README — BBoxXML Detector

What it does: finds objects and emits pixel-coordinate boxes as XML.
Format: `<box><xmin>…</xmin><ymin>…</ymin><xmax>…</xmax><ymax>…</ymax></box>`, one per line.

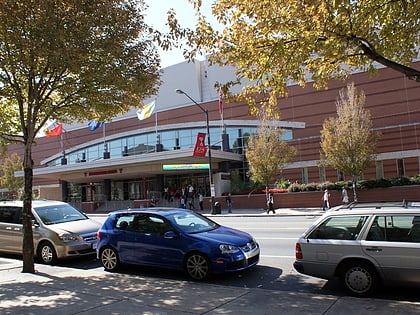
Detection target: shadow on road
<box><xmin>6</xmin><ymin>254</ymin><xmax>420</xmax><ymax>303</ymax></box>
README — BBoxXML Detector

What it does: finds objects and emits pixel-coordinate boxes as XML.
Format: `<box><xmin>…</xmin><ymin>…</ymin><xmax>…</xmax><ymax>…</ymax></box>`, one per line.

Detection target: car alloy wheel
<box><xmin>37</xmin><ymin>241</ymin><xmax>57</xmax><ymax>265</ymax></box>
<box><xmin>342</xmin><ymin>261</ymin><xmax>378</xmax><ymax>297</ymax></box>
<box><xmin>100</xmin><ymin>247</ymin><xmax>120</xmax><ymax>272</ymax></box>
<box><xmin>185</xmin><ymin>253</ymin><xmax>210</xmax><ymax>280</ymax></box>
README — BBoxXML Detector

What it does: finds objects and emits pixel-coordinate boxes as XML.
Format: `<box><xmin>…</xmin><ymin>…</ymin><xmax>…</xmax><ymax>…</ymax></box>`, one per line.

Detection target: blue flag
<box><xmin>88</xmin><ymin>121</ymin><xmax>104</xmax><ymax>131</ymax></box>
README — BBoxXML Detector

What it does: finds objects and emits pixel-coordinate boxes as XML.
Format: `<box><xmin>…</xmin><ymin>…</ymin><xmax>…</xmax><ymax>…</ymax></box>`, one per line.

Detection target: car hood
<box><xmin>193</xmin><ymin>226</ymin><xmax>253</xmax><ymax>245</ymax></box>
<box><xmin>46</xmin><ymin>219</ymin><xmax>101</xmax><ymax>235</ymax></box>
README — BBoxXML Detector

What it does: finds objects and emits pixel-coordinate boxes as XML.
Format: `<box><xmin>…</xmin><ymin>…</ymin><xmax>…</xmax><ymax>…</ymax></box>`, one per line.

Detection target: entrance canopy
<box><xmin>29</xmin><ymin>149</ymin><xmax>242</xmax><ymax>183</ymax></box>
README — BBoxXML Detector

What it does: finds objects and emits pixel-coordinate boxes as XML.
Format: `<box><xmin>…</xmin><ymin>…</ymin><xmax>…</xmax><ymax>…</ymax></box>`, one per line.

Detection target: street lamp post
<box><xmin>175</xmin><ymin>89</ymin><xmax>216</xmax><ymax>213</ymax></box>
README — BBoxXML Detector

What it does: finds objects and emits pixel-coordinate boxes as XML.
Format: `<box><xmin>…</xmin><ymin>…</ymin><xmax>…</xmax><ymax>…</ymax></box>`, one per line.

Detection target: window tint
<box><xmin>115</xmin><ymin>215</ymin><xmax>135</xmax><ymax>230</ymax></box>
<box><xmin>309</xmin><ymin>216</ymin><xmax>368</xmax><ymax>240</ymax></box>
<box><xmin>0</xmin><ymin>206</ymin><xmax>21</xmax><ymax>224</ymax></box>
<box><xmin>367</xmin><ymin>215</ymin><xmax>420</xmax><ymax>242</ymax></box>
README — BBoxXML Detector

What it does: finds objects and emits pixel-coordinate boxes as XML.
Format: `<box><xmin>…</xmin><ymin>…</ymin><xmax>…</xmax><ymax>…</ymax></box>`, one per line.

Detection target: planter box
<box><xmin>205</xmin><ymin>186</ymin><xmax>420</xmax><ymax>210</ymax></box>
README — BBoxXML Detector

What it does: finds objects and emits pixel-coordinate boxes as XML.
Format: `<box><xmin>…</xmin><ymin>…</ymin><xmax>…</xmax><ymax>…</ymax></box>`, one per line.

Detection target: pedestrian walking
<box><xmin>198</xmin><ymin>192</ymin><xmax>204</xmax><ymax>210</ymax></box>
<box><xmin>267</xmin><ymin>193</ymin><xmax>276</xmax><ymax>214</ymax></box>
<box><xmin>341</xmin><ymin>187</ymin><xmax>349</xmax><ymax>205</ymax></box>
<box><xmin>322</xmin><ymin>189</ymin><xmax>330</xmax><ymax>210</ymax></box>
<box><xmin>226</xmin><ymin>193</ymin><xmax>232</xmax><ymax>213</ymax></box>
<box><xmin>188</xmin><ymin>196</ymin><xmax>195</xmax><ymax>210</ymax></box>
<box><xmin>179</xmin><ymin>195</ymin><xmax>186</xmax><ymax>209</ymax></box>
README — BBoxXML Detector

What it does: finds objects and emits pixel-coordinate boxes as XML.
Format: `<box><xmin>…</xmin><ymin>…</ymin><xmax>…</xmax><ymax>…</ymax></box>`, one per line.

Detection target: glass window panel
<box><xmin>86</xmin><ymin>144</ymin><xmax>101</xmax><ymax>161</ymax></box>
<box><xmin>309</xmin><ymin>216</ymin><xmax>368</xmax><ymax>240</ymax></box>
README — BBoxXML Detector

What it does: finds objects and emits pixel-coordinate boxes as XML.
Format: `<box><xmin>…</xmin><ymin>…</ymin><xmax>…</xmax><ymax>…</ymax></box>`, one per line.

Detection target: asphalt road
<box><xmin>59</xmin><ymin>214</ymin><xmax>420</xmax><ymax>303</ymax></box>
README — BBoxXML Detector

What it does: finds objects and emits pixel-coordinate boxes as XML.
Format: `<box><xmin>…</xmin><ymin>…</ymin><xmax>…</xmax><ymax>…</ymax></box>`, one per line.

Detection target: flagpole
<box><xmin>103</xmin><ymin>122</ymin><xmax>109</xmax><ymax>159</ymax></box>
<box><xmin>154</xmin><ymin>98</ymin><xmax>160</xmax><ymax>152</ymax></box>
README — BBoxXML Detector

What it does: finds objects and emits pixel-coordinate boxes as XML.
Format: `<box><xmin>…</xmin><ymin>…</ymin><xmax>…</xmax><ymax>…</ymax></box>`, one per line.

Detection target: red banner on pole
<box><xmin>193</xmin><ymin>132</ymin><xmax>207</xmax><ymax>157</ymax></box>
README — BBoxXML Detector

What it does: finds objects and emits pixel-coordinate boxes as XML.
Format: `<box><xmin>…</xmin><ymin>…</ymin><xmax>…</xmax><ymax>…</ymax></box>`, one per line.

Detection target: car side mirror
<box><xmin>32</xmin><ymin>219</ymin><xmax>39</xmax><ymax>227</ymax></box>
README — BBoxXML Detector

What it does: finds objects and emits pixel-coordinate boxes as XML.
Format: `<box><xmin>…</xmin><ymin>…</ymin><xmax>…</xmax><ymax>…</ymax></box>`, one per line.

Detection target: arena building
<box><xmin>7</xmin><ymin>57</ymin><xmax>420</xmax><ymax>211</ymax></box>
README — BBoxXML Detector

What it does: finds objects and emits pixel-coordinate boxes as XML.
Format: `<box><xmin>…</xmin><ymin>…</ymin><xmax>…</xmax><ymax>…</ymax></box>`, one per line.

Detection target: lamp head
<box><xmin>175</xmin><ymin>89</ymin><xmax>184</xmax><ymax>95</ymax></box>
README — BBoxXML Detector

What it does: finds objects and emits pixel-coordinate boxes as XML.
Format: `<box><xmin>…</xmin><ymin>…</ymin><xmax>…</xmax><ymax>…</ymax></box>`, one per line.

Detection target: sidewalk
<box><xmin>1</xmin><ymin>258</ymin><xmax>420</xmax><ymax>315</ymax></box>
<box><xmin>205</xmin><ymin>207</ymin><xmax>323</xmax><ymax>217</ymax></box>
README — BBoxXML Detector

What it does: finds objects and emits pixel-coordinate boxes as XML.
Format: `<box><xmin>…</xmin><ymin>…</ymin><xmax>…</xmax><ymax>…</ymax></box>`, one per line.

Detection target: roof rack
<box><xmin>345</xmin><ymin>200</ymin><xmax>420</xmax><ymax>209</ymax></box>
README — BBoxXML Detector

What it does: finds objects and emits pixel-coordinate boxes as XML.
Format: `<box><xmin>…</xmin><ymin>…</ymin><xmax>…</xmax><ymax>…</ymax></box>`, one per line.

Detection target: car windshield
<box><xmin>34</xmin><ymin>204</ymin><xmax>88</xmax><ymax>225</ymax></box>
<box><xmin>168</xmin><ymin>211</ymin><xmax>219</xmax><ymax>234</ymax></box>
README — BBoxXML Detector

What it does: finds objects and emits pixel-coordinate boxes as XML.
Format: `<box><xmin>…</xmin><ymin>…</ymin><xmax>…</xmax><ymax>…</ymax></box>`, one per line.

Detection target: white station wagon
<box><xmin>294</xmin><ymin>204</ymin><xmax>420</xmax><ymax>297</ymax></box>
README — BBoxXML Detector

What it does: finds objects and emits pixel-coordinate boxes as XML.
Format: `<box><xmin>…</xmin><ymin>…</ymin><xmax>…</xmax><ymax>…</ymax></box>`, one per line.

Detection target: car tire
<box><xmin>37</xmin><ymin>241</ymin><xmax>57</xmax><ymax>265</ymax></box>
<box><xmin>340</xmin><ymin>261</ymin><xmax>379</xmax><ymax>297</ymax></box>
<box><xmin>185</xmin><ymin>252</ymin><xmax>211</xmax><ymax>280</ymax></box>
<box><xmin>100</xmin><ymin>246</ymin><xmax>120</xmax><ymax>272</ymax></box>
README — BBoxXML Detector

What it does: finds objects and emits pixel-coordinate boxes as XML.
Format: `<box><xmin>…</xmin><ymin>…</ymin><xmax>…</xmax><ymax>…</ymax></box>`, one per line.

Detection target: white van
<box><xmin>0</xmin><ymin>200</ymin><xmax>101</xmax><ymax>264</ymax></box>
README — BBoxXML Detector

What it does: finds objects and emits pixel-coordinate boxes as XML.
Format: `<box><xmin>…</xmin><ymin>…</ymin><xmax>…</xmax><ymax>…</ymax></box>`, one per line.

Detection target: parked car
<box><xmin>97</xmin><ymin>208</ymin><xmax>260</xmax><ymax>280</ymax></box>
<box><xmin>0</xmin><ymin>200</ymin><xmax>100</xmax><ymax>264</ymax></box>
<box><xmin>294</xmin><ymin>206</ymin><xmax>420</xmax><ymax>297</ymax></box>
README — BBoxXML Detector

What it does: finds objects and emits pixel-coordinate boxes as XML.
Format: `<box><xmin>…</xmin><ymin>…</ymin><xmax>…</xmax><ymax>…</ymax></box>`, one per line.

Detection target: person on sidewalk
<box><xmin>226</xmin><ymin>193</ymin><xmax>233</xmax><ymax>213</ymax></box>
<box><xmin>267</xmin><ymin>193</ymin><xmax>276</xmax><ymax>214</ymax></box>
<box><xmin>198</xmin><ymin>192</ymin><xmax>204</xmax><ymax>210</ymax></box>
<box><xmin>341</xmin><ymin>187</ymin><xmax>349</xmax><ymax>205</ymax></box>
<box><xmin>322</xmin><ymin>189</ymin><xmax>330</xmax><ymax>210</ymax></box>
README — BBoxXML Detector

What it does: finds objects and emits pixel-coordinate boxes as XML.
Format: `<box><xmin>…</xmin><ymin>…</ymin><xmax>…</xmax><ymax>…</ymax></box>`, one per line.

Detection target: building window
<box><xmin>319</xmin><ymin>167</ymin><xmax>326</xmax><ymax>183</ymax></box>
<box><xmin>302</xmin><ymin>167</ymin><xmax>308</xmax><ymax>184</ymax></box>
<box><xmin>337</xmin><ymin>170</ymin><xmax>344</xmax><ymax>181</ymax></box>
<box><xmin>397</xmin><ymin>159</ymin><xmax>405</xmax><ymax>177</ymax></box>
<box><xmin>376</xmin><ymin>161</ymin><xmax>384</xmax><ymax>179</ymax></box>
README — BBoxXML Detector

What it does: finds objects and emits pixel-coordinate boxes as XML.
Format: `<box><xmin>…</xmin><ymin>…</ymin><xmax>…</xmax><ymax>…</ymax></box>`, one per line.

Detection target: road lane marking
<box><xmin>256</xmin><ymin>237</ymin><xmax>298</xmax><ymax>240</ymax></box>
<box><xmin>261</xmin><ymin>255</ymin><xmax>295</xmax><ymax>258</ymax></box>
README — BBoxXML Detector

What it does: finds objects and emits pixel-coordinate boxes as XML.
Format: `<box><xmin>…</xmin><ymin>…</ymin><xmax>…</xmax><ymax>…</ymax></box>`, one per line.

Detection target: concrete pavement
<box><xmin>1</xmin><ymin>257</ymin><xmax>420</xmax><ymax>315</ymax></box>
<box><xmin>1</xmin><ymin>208</ymin><xmax>420</xmax><ymax>314</ymax></box>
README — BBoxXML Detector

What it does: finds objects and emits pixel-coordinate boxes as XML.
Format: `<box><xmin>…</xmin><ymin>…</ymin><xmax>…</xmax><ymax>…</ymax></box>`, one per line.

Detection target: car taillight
<box><xmin>96</xmin><ymin>230</ymin><xmax>101</xmax><ymax>240</ymax></box>
<box><xmin>295</xmin><ymin>243</ymin><xmax>303</xmax><ymax>259</ymax></box>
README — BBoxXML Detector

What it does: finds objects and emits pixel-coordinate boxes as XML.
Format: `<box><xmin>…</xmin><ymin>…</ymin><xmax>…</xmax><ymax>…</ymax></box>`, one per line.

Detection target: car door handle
<box><xmin>365</xmin><ymin>247</ymin><xmax>382</xmax><ymax>252</ymax></box>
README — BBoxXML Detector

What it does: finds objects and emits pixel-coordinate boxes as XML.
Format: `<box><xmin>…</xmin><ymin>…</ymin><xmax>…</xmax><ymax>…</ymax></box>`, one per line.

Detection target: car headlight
<box><xmin>220</xmin><ymin>244</ymin><xmax>240</xmax><ymax>254</ymax></box>
<box><xmin>58</xmin><ymin>233</ymin><xmax>81</xmax><ymax>242</ymax></box>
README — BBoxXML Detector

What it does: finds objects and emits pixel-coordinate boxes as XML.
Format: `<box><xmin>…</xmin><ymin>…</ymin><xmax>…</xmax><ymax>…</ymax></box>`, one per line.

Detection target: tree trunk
<box><xmin>352</xmin><ymin>175</ymin><xmax>358</xmax><ymax>202</ymax></box>
<box><xmin>22</xmin><ymin>143</ymin><xmax>35</xmax><ymax>273</ymax></box>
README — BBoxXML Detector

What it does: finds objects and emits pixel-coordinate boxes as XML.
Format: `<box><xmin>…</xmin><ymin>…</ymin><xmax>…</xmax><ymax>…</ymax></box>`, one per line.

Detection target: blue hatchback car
<box><xmin>97</xmin><ymin>208</ymin><xmax>260</xmax><ymax>280</ymax></box>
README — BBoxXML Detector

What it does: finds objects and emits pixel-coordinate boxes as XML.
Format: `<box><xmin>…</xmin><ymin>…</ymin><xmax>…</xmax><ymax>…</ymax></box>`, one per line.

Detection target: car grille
<box><xmin>240</xmin><ymin>240</ymin><xmax>258</xmax><ymax>253</ymax></box>
<box><xmin>225</xmin><ymin>241</ymin><xmax>260</xmax><ymax>271</ymax></box>
<box><xmin>226</xmin><ymin>254</ymin><xmax>260</xmax><ymax>270</ymax></box>
<box><xmin>81</xmin><ymin>232</ymin><xmax>97</xmax><ymax>243</ymax></box>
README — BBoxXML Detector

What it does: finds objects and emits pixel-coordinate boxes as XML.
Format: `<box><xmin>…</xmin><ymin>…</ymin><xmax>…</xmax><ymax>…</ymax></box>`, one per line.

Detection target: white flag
<box><xmin>137</xmin><ymin>100</ymin><xmax>156</xmax><ymax>121</ymax></box>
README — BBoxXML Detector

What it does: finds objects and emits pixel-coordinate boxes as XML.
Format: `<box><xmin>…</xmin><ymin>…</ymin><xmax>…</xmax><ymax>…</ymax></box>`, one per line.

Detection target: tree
<box><xmin>0</xmin><ymin>153</ymin><xmax>24</xmax><ymax>197</ymax></box>
<box><xmin>246</xmin><ymin>115</ymin><xmax>297</xmax><ymax>205</ymax></box>
<box><xmin>162</xmin><ymin>0</ymin><xmax>420</xmax><ymax>111</ymax></box>
<box><xmin>320</xmin><ymin>82</ymin><xmax>380</xmax><ymax>201</ymax></box>
<box><xmin>0</xmin><ymin>0</ymin><xmax>160</xmax><ymax>273</ymax></box>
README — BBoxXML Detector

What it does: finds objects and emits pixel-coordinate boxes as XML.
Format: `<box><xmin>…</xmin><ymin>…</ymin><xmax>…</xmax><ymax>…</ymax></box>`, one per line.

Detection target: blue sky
<box><xmin>144</xmin><ymin>0</ymin><xmax>215</xmax><ymax>68</ymax></box>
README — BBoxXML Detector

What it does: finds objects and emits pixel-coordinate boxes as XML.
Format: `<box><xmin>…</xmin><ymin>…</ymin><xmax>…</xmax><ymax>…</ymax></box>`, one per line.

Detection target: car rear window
<box><xmin>0</xmin><ymin>206</ymin><xmax>21</xmax><ymax>224</ymax></box>
<box><xmin>308</xmin><ymin>215</ymin><xmax>369</xmax><ymax>240</ymax></box>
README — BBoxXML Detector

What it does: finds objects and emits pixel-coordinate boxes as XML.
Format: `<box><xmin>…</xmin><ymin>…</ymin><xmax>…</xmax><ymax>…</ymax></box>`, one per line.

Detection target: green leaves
<box><xmin>0</xmin><ymin>0</ymin><xmax>160</xmax><ymax>141</ymax></box>
<box><xmin>246</xmin><ymin>112</ymin><xmax>297</xmax><ymax>187</ymax></box>
<box><xmin>168</xmin><ymin>0</ymin><xmax>420</xmax><ymax>110</ymax></box>
<box><xmin>320</xmin><ymin>82</ymin><xmax>380</xmax><ymax>177</ymax></box>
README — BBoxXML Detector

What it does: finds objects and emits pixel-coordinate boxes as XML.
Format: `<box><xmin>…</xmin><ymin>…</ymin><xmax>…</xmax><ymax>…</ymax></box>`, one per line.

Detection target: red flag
<box><xmin>193</xmin><ymin>132</ymin><xmax>207</xmax><ymax>157</ymax></box>
<box><xmin>45</xmin><ymin>124</ymin><xmax>63</xmax><ymax>137</ymax></box>
<box><xmin>218</xmin><ymin>88</ymin><xmax>223</xmax><ymax>114</ymax></box>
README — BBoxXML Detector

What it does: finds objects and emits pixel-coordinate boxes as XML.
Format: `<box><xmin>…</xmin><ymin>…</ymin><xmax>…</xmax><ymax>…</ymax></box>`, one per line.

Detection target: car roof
<box><xmin>324</xmin><ymin>207</ymin><xmax>420</xmax><ymax>217</ymax></box>
<box><xmin>0</xmin><ymin>199</ymin><xmax>68</xmax><ymax>208</ymax></box>
<box><xmin>108</xmin><ymin>207</ymin><xmax>190</xmax><ymax>217</ymax></box>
